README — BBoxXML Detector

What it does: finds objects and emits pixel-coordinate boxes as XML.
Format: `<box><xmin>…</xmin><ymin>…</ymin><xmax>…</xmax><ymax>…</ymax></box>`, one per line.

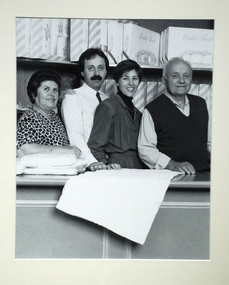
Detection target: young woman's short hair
<box><xmin>113</xmin><ymin>59</ymin><xmax>143</xmax><ymax>83</ymax></box>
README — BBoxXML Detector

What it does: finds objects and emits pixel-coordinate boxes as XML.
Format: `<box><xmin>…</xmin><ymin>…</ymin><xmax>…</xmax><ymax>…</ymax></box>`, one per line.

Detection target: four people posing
<box><xmin>17</xmin><ymin>49</ymin><xmax>211</xmax><ymax>174</ymax></box>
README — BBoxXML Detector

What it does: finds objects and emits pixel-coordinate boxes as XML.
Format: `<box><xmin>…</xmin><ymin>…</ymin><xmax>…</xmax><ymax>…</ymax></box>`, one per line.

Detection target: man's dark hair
<box><xmin>78</xmin><ymin>48</ymin><xmax>109</xmax><ymax>80</ymax></box>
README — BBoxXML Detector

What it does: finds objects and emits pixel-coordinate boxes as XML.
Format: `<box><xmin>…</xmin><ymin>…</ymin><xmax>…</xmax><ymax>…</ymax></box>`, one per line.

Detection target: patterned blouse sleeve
<box><xmin>16</xmin><ymin>112</ymin><xmax>39</xmax><ymax>149</ymax></box>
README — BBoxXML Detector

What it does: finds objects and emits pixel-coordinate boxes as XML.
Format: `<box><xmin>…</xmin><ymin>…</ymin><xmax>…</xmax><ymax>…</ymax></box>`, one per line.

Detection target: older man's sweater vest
<box><xmin>145</xmin><ymin>94</ymin><xmax>209</xmax><ymax>171</ymax></box>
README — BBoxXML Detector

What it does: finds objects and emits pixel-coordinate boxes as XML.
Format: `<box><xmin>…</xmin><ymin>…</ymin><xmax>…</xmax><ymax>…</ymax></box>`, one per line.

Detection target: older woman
<box><xmin>88</xmin><ymin>59</ymin><xmax>147</xmax><ymax>169</ymax></box>
<box><xmin>17</xmin><ymin>69</ymin><xmax>81</xmax><ymax>158</ymax></box>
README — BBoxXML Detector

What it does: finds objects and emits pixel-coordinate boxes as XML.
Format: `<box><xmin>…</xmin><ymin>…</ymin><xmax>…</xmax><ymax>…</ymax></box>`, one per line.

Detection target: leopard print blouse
<box><xmin>17</xmin><ymin>106</ymin><xmax>69</xmax><ymax>149</ymax></box>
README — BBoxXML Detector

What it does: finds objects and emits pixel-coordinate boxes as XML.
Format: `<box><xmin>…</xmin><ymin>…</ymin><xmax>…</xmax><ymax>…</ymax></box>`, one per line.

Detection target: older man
<box><xmin>61</xmin><ymin>48</ymin><xmax>109</xmax><ymax>171</ymax></box>
<box><xmin>138</xmin><ymin>57</ymin><xmax>211</xmax><ymax>174</ymax></box>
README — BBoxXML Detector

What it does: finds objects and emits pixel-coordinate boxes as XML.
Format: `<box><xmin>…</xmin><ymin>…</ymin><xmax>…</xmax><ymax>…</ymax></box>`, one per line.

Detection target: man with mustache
<box><xmin>138</xmin><ymin>57</ymin><xmax>211</xmax><ymax>174</ymax></box>
<box><xmin>61</xmin><ymin>48</ymin><xmax>109</xmax><ymax>171</ymax></box>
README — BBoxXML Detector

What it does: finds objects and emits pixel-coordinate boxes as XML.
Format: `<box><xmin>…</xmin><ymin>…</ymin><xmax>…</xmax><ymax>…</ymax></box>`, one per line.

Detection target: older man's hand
<box><xmin>166</xmin><ymin>159</ymin><xmax>195</xmax><ymax>174</ymax></box>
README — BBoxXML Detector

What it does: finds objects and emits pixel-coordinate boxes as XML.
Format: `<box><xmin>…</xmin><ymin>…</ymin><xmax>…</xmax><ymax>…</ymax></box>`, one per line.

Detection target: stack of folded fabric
<box><xmin>16</xmin><ymin>153</ymin><xmax>88</xmax><ymax>175</ymax></box>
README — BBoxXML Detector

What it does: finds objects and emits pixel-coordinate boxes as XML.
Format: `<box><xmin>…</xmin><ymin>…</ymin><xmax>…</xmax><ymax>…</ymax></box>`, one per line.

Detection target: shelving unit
<box><xmin>16</xmin><ymin>19</ymin><xmax>214</xmax><ymax>108</ymax></box>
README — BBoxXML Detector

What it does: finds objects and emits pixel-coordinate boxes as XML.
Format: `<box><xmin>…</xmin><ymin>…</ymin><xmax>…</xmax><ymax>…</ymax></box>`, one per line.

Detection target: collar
<box><xmin>82</xmin><ymin>82</ymin><xmax>104</xmax><ymax>97</ymax></box>
<box><xmin>114</xmin><ymin>93</ymin><xmax>136</xmax><ymax>110</ymax></box>
<box><xmin>164</xmin><ymin>91</ymin><xmax>189</xmax><ymax>108</ymax></box>
<box><xmin>31</xmin><ymin>104</ymin><xmax>56</xmax><ymax>118</ymax></box>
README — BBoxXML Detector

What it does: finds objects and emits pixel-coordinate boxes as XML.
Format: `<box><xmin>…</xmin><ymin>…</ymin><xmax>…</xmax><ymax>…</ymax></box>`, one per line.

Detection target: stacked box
<box><xmin>51</xmin><ymin>18</ymin><xmax>63</xmax><ymax>37</ymax></box>
<box><xmin>199</xmin><ymin>84</ymin><xmax>212</xmax><ymax>146</ymax></box>
<box><xmin>88</xmin><ymin>19</ymin><xmax>108</xmax><ymax>56</ymax></box>
<box><xmin>105</xmin><ymin>79</ymin><xmax>117</xmax><ymax>97</ymax></box>
<box><xmin>133</xmin><ymin>82</ymin><xmax>147</xmax><ymax>112</ymax></box>
<box><xmin>161</xmin><ymin>29</ymin><xmax>167</xmax><ymax>65</ymax></box>
<box><xmin>164</xmin><ymin>27</ymin><xmax>214</xmax><ymax>68</ymax></box>
<box><xmin>157</xmin><ymin>82</ymin><xmax>166</xmax><ymax>96</ymax></box>
<box><xmin>30</xmin><ymin>18</ymin><xmax>52</xmax><ymax>59</ymax></box>
<box><xmin>100</xmin><ymin>81</ymin><xmax>106</xmax><ymax>94</ymax></box>
<box><xmin>50</xmin><ymin>18</ymin><xmax>63</xmax><ymax>58</ymax></box>
<box><xmin>123</xmin><ymin>23</ymin><xmax>160</xmax><ymax>67</ymax></box>
<box><xmin>57</xmin><ymin>36</ymin><xmax>70</xmax><ymax>60</ymax></box>
<box><xmin>146</xmin><ymin>81</ymin><xmax>158</xmax><ymax>104</ymax></box>
<box><xmin>107</xmin><ymin>20</ymin><xmax>124</xmax><ymax>64</ymax></box>
<box><xmin>100</xmin><ymin>79</ymin><xmax>117</xmax><ymax>97</ymax></box>
<box><xmin>58</xmin><ymin>19</ymin><xmax>70</xmax><ymax>60</ymax></box>
<box><xmin>63</xmin><ymin>18</ymin><xmax>70</xmax><ymax>38</ymax></box>
<box><xmin>199</xmin><ymin>84</ymin><xmax>212</xmax><ymax>114</ymax></box>
<box><xmin>56</xmin><ymin>19</ymin><xmax>70</xmax><ymax>60</ymax></box>
<box><xmin>16</xmin><ymin>18</ymin><xmax>30</xmax><ymax>58</ymax></box>
<box><xmin>159</xmin><ymin>30</ymin><xmax>164</xmax><ymax>66</ymax></box>
<box><xmin>189</xmin><ymin>84</ymin><xmax>199</xmax><ymax>96</ymax></box>
<box><xmin>70</xmin><ymin>19</ymin><xmax>88</xmax><ymax>61</ymax></box>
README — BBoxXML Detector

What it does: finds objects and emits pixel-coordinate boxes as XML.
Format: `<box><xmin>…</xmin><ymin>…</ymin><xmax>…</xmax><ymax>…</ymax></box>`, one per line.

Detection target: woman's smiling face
<box><xmin>117</xmin><ymin>69</ymin><xmax>140</xmax><ymax>97</ymax></box>
<box><xmin>34</xmin><ymin>80</ymin><xmax>59</xmax><ymax>113</ymax></box>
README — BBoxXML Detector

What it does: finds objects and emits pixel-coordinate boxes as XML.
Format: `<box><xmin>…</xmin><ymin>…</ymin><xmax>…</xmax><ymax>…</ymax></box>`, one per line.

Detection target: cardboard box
<box><xmin>146</xmin><ymin>81</ymin><xmax>159</xmax><ymax>104</ymax></box>
<box><xmin>165</xmin><ymin>27</ymin><xmax>214</xmax><ymax>68</ymax></box>
<box><xmin>107</xmin><ymin>20</ymin><xmax>124</xmax><ymax>64</ymax></box>
<box><xmin>30</xmin><ymin>18</ymin><xmax>51</xmax><ymax>59</ymax></box>
<box><xmin>101</xmin><ymin>79</ymin><xmax>117</xmax><ymax>97</ymax></box>
<box><xmin>51</xmin><ymin>18</ymin><xmax>63</xmax><ymax>37</ymax></box>
<box><xmin>199</xmin><ymin>84</ymin><xmax>212</xmax><ymax>114</ymax></box>
<box><xmin>50</xmin><ymin>19</ymin><xmax>63</xmax><ymax>58</ymax></box>
<box><xmin>189</xmin><ymin>84</ymin><xmax>199</xmax><ymax>96</ymax></box>
<box><xmin>16</xmin><ymin>18</ymin><xmax>30</xmax><ymax>58</ymax></box>
<box><xmin>63</xmin><ymin>19</ymin><xmax>70</xmax><ymax>38</ymax></box>
<box><xmin>162</xmin><ymin>28</ymin><xmax>168</xmax><ymax>65</ymax></box>
<box><xmin>159</xmin><ymin>30</ymin><xmax>164</xmax><ymax>66</ymax></box>
<box><xmin>88</xmin><ymin>19</ymin><xmax>108</xmax><ymax>56</ymax></box>
<box><xmin>70</xmin><ymin>19</ymin><xmax>88</xmax><ymax>61</ymax></box>
<box><xmin>133</xmin><ymin>82</ymin><xmax>147</xmax><ymax>112</ymax></box>
<box><xmin>123</xmin><ymin>23</ymin><xmax>160</xmax><ymax>67</ymax></box>
<box><xmin>157</xmin><ymin>82</ymin><xmax>166</xmax><ymax>96</ymax></box>
<box><xmin>57</xmin><ymin>37</ymin><xmax>70</xmax><ymax>59</ymax></box>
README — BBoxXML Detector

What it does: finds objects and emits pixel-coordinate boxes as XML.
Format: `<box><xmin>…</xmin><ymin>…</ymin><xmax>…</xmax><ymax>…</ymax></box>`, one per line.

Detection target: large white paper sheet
<box><xmin>56</xmin><ymin>169</ymin><xmax>179</xmax><ymax>244</ymax></box>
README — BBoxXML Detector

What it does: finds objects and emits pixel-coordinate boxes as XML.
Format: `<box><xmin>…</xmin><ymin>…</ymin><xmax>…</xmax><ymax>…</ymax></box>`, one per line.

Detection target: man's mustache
<box><xmin>91</xmin><ymin>75</ymin><xmax>102</xmax><ymax>81</ymax></box>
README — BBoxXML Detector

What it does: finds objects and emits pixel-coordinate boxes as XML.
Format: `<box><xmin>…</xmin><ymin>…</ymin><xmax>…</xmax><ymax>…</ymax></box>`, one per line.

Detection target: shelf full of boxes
<box><xmin>16</xmin><ymin>18</ymin><xmax>214</xmax><ymax>114</ymax></box>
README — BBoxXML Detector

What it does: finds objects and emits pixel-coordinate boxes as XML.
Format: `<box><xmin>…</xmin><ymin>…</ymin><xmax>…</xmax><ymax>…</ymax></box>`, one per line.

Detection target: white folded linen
<box><xmin>20</xmin><ymin>153</ymin><xmax>79</xmax><ymax>168</ymax></box>
<box><xmin>18</xmin><ymin>153</ymin><xmax>88</xmax><ymax>175</ymax></box>
<box><xmin>23</xmin><ymin>166</ymin><xmax>79</xmax><ymax>175</ymax></box>
<box><xmin>16</xmin><ymin>158</ymin><xmax>26</xmax><ymax>175</ymax></box>
<box><xmin>56</xmin><ymin>169</ymin><xmax>179</xmax><ymax>244</ymax></box>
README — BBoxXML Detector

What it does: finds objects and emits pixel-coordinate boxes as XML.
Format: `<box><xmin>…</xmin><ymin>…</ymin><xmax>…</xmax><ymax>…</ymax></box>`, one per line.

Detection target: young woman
<box><xmin>88</xmin><ymin>60</ymin><xmax>147</xmax><ymax>169</ymax></box>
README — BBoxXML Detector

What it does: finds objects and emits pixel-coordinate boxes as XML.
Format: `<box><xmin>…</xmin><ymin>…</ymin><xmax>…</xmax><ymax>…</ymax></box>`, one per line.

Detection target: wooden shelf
<box><xmin>17</xmin><ymin>57</ymin><xmax>213</xmax><ymax>72</ymax></box>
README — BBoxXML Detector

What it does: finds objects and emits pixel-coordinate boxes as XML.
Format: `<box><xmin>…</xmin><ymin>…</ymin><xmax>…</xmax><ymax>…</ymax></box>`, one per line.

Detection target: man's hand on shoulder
<box><xmin>166</xmin><ymin>159</ymin><xmax>195</xmax><ymax>174</ymax></box>
<box><xmin>58</xmin><ymin>89</ymin><xmax>76</xmax><ymax>103</ymax></box>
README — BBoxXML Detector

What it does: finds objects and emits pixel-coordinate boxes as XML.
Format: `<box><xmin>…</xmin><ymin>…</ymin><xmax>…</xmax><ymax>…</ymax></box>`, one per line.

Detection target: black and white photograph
<box><xmin>1</xmin><ymin>0</ymin><xmax>229</xmax><ymax>284</ymax></box>
<box><xmin>16</xmin><ymin>18</ymin><xmax>213</xmax><ymax>260</ymax></box>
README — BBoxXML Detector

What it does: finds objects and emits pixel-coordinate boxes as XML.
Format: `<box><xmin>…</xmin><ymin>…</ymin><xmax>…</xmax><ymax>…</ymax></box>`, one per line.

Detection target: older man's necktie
<box><xmin>96</xmin><ymin>92</ymin><xmax>102</xmax><ymax>103</ymax></box>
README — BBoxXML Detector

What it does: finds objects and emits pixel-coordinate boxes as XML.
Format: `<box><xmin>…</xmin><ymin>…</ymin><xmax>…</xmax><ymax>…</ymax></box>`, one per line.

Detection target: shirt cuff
<box><xmin>81</xmin><ymin>149</ymin><xmax>97</xmax><ymax>166</ymax></box>
<box><xmin>155</xmin><ymin>153</ymin><xmax>171</xmax><ymax>170</ymax></box>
